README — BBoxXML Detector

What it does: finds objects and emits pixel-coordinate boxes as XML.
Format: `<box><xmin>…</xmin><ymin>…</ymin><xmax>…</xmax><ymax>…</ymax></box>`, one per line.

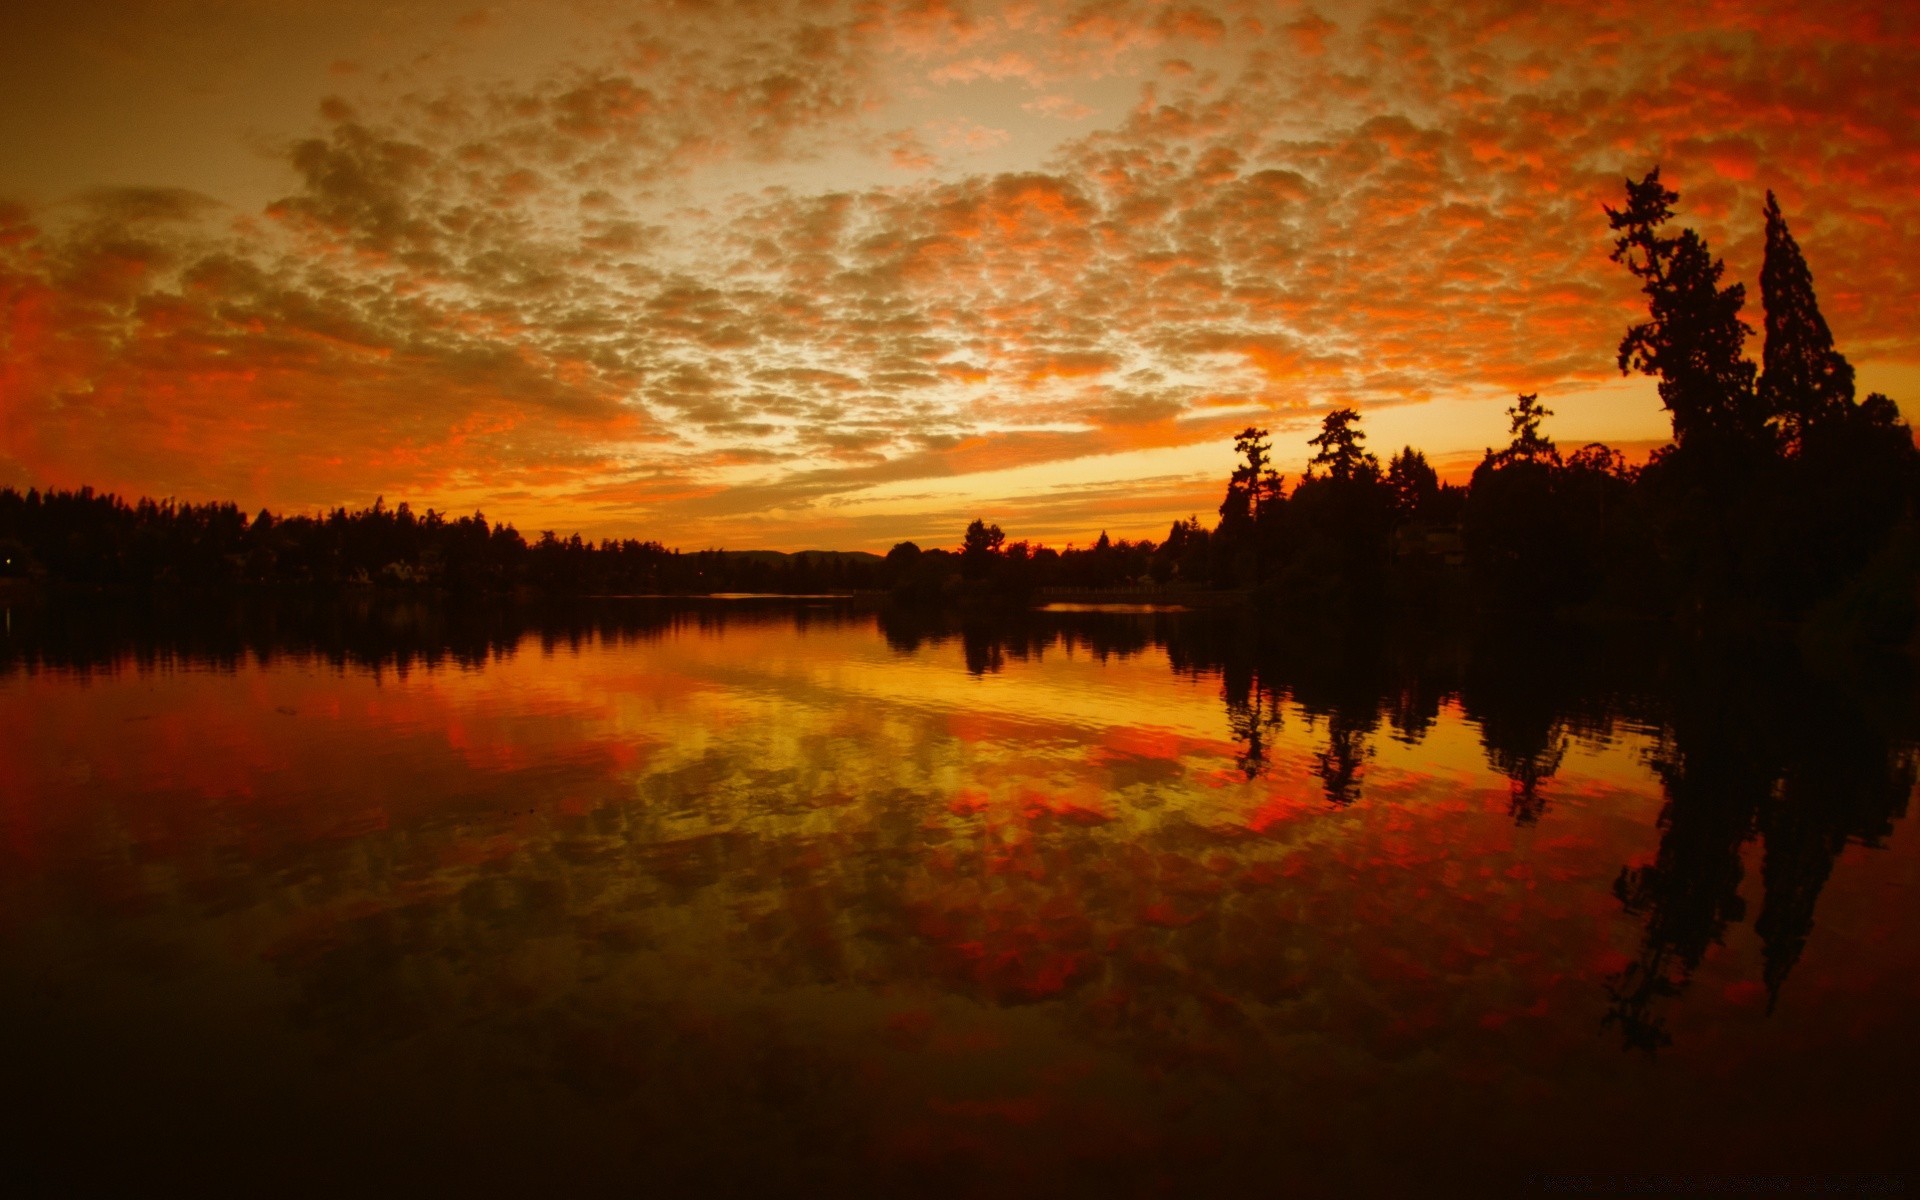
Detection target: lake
<box><xmin>3</xmin><ymin>597</ymin><xmax>1916</xmax><ymax>1196</ymax></box>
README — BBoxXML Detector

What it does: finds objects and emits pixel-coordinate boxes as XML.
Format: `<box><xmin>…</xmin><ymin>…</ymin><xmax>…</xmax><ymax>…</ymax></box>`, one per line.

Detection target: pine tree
<box><xmin>1758</xmin><ymin>192</ymin><xmax>1855</xmax><ymax>453</ymax></box>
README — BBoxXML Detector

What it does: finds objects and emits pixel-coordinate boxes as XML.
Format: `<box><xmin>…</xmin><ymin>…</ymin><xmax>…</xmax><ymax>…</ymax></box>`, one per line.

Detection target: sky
<box><xmin>1</xmin><ymin>0</ymin><xmax>1916</xmax><ymax>550</ymax></box>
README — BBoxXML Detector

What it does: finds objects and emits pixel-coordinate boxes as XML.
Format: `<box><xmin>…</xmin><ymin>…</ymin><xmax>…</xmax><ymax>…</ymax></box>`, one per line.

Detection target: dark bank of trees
<box><xmin>0</xmin><ymin>490</ymin><xmax>889</xmax><ymax>595</ymax></box>
<box><xmin>929</xmin><ymin>172</ymin><xmax>1917</xmax><ymax>640</ymax></box>
<box><xmin>0</xmin><ymin>480</ymin><xmax>1183</xmax><ymax>600</ymax></box>
<box><xmin>881</xmin><ymin>520</ymin><xmax>1184</xmax><ymax>606</ymax></box>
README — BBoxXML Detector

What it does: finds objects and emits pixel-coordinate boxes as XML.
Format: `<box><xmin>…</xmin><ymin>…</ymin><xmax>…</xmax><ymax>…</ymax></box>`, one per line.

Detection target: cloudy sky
<box><xmin>1</xmin><ymin>0</ymin><xmax>1915</xmax><ymax>549</ymax></box>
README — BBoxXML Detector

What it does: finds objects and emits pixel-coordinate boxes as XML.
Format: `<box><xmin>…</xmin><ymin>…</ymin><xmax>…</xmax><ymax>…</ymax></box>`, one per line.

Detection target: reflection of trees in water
<box><xmin>1602</xmin><ymin>658</ymin><xmax>1775</xmax><ymax>1052</ymax></box>
<box><xmin>1387</xmin><ymin>667</ymin><xmax>1448</xmax><ymax>746</ymax></box>
<box><xmin>1218</xmin><ymin>650</ymin><xmax>1286</xmax><ymax>781</ymax></box>
<box><xmin>0</xmin><ymin>592</ymin><xmax>875</xmax><ymax>676</ymax></box>
<box><xmin>1167</xmin><ymin>618</ymin><xmax>1404</xmax><ymax>805</ymax></box>
<box><xmin>12</xmin><ymin>600</ymin><xmax>1916</xmax><ymax>1056</ymax></box>
<box><xmin>946</xmin><ymin>610</ymin><xmax>1916</xmax><ymax>1047</ymax></box>
<box><xmin>1308</xmin><ymin>712</ymin><xmax>1373</xmax><ymax>806</ymax></box>
<box><xmin>1463</xmin><ymin>641</ymin><xmax>1581</xmax><ymax>825</ymax></box>
<box><xmin>876</xmin><ymin>606</ymin><xmax>1162</xmax><ymax>677</ymax></box>
<box><xmin>1603</xmin><ymin>651</ymin><xmax>1916</xmax><ymax>1051</ymax></box>
<box><xmin>1494</xmin><ymin>738</ymin><xmax>1565</xmax><ymax>825</ymax></box>
<box><xmin>256</xmin><ymin>611</ymin><xmax>1913</xmax><ymax>1063</ymax></box>
<box><xmin>1753</xmin><ymin>715</ymin><xmax>1913</xmax><ymax>1011</ymax></box>
<box><xmin>1225</xmin><ymin>683</ymin><xmax>1282</xmax><ymax>781</ymax></box>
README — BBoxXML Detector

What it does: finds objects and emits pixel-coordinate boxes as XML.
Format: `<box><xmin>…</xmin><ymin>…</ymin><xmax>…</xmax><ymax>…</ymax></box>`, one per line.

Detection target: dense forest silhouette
<box><xmin>5</xmin><ymin>173</ymin><xmax>1914</xmax><ymax>638</ymax></box>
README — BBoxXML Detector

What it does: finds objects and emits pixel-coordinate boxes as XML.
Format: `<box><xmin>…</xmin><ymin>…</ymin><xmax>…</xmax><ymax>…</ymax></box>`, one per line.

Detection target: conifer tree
<box><xmin>1607</xmin><ymin>170</ymin><xmax>1764</xmax><ymax>451</ymax></box>
<box><xmin>1223</xmin><ymin>426</ymin><xmax>1284</xmax><ymax>520</ymax></box>
<box><xmin>1758</xmin><ymin>192</ymin><xmax>1855</xmax><ymax>452</ymax></box>
<box><xmin>1306</xmin><ymin>408</ymin><xmax>1379</xmax><ymax>481</ymax></box>
<box><xmin>1494</xmin><ymin>393</ymin><xmax>1559</xmax><ymax>465</ymax></box>
<box><xmin>1386</xmin><ymin>447</ymin><xmax>1439</xmax><ymax>520</ymax></box>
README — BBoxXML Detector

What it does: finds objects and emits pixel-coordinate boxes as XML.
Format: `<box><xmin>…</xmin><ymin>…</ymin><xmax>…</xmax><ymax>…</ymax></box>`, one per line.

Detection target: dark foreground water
<box><xmin>2</xmin><ymin>597</ymin><xmax>1917</xmax><ymax>1197</ymax></box>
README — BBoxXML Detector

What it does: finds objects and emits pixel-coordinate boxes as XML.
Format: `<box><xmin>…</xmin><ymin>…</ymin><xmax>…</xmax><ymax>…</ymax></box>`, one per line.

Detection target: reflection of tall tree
<box><xmin>1286</xmin><ymin>627</ymin><xmax>1387</xmax><ymax>807</ymax></box>
<box><xmin>1386</xmin><ymin>668</ymin><xmax>1447</xmax><ymax>746</ymax></box>
<box><xmin>1492</xmin><ymin>732</ymin><xmax>1566</xmax><ymax>826</ymax></box>
<box><xmin>1224</xmin><ymin>676</ymin><xmax>1285</xmax><ymax>781</ymax></box>
<box><xmin>1606</xmin><ymin>723</ymin><xmax>1764</xmax><ymax>1053</ymax></box>
<box><xmin>1605</xmin><ymin>652</ymin><xmax>1917</xmax><ymax>1049</ymax></box>
<box><xmin>1459</xmin><ymin>636</ymin><xmax>1585</xmax><ymax>826</ymax></box>
<box><xmin>959</xmin><ymin>624</ymin><xmax>1006</xmax><ymax>676</ymax></box>
<box><xmin>1309</xmin><ymin>710</ymin><xmax>1375</xmax><ymax>806</ymax></box>
<box><xmin>1204</xmin><ymin>619</ymin><xmax>1393</xmax><ymax>789</ymax></box>
<box><xmin>1605</xmin><ymin>652</ymin><xmax>1778</xmax><ymax>1051</ymax></box>
<box><xmin>1754</xmin><ymin>700</ymin><xmax>1916</xmax><ymax>1010</ymax></box>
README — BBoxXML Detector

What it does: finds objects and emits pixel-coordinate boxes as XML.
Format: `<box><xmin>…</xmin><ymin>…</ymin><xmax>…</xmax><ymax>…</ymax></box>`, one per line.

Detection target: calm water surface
<box><xmin>3</xmin><ymin>599</ymin><xmax>1917</xmax><ymax>1196</ymax></box>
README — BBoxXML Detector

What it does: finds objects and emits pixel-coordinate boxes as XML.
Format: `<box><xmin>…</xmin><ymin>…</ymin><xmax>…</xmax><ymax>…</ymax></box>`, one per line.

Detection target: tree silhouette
<box><xmin>1150</xmin><ymin>517</ymin><xmax>1210</xmax><ymax>585</ymax></box>
<box><xmin>1759</xmin><ymin>192</ymin><xmax>1856</xmax><ymax>452</ymax></box>
<box><xmin>1306</xmin><ymin>408</ymin><xmax>1379</xmax><ymax>482</ymax></box>
<box><xmin>0</xmin><ymin>486</ymin><xmax>922</xmax><ymax>595</ymax></box>
<box><xmin>1386</xmin><ymin>447</ymin><xmax>1440</xmax><ymax>521</ymax></box>
<box><xmin>1608</xmin><ymin>169</ymin><xmax>1765</xmax><ymax>452</ymax></box>
<box><xmin>959</xmin><ymin>518</ymin><xmax>1005</xmax><ymax>580</ymax></box>
<box><xmin>1464</xmin><ymin>395</ymin><xmax>1597</xmax><ymax>608</ymax></box>
<box><xmin>1212</xmin><ymin>427</ymin><xmax>1288</xmax><ymax>588</ymax></box>
<box><xmin>1494</xmin><ymin>394</ymin><xmax>1558</xmax><ymax>466</ymax></box>
<box><xmin>1284</xmin><ymin>410</ymin><xmax>1395</xmax><ymax>609</ymax></box>
<box><xmin>1228</xmin><ymin>427</ymin><xmax>1284</xmax><ymax>518</ymax></box>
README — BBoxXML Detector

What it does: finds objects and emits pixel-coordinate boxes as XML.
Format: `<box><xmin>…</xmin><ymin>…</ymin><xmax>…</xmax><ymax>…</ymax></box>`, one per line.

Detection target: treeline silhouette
<box><xmin>0</xmin><ymin>491</ymin><xmax>891</xmax><ymax>594</ymax></box>
<box><xmin>0</xmin><ymin>485</ymin><xmax>1188</xmax><ymax>599</ymax></box>
<box><xmin>923</xmin><ymin>174</ymin><xmax>1918</xmax><ymax>638</ymax></box>
<box><xmin>5</xmin><ymin>173</ymin><xmax>1914</xmax><ymax>635</ymax></box>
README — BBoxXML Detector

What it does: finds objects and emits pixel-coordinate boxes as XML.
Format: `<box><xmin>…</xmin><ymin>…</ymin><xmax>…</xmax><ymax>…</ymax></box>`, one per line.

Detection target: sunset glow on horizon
<box><xmin>3</xmin><ymin>0</ymin><xmax>1916</xmax><ymax>550</ymax></box>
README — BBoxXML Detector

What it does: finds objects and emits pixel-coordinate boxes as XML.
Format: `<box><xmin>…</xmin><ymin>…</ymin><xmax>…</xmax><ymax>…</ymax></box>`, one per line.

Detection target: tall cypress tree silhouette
<box><xmin>1759</xmin><ymin>192</ymin><xmax>1856</xmax><ymax>453</ymax></box>
<box><xmin>1607</xmin><ymin>169</ymin><xmax>1765</xmax><ymax>452</ymax></box>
